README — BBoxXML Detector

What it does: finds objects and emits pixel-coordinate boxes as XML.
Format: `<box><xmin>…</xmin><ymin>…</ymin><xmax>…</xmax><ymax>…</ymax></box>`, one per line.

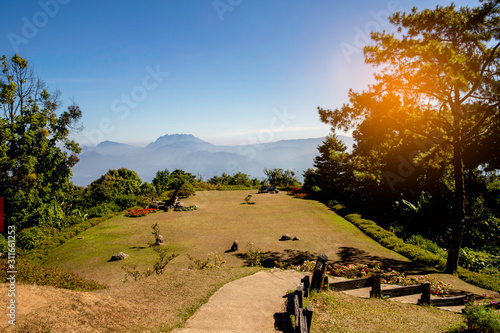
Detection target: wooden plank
<box><xmin>298</xmin><ymin>308</ymin><xmax>308</xmax><ymax>333</ymax></box>
<box><xmin>418</xmin><ymin>283</ymin><xmax>431</xmax><ymax>305</ymax></box>
<box><xmin>294</xmin><ymin>294</ymin><xmax>300</xmax><ymax>329</ymax></box>
<box><xmin>381</xmin><ymin>284</ymin><xmax>427</xmax><ymax>298</ymax></box>
<box><xmin>303</xmin><ymin>307</ymin><xmax>313</xmax><ymax>333</ymax></box>
<box><xmin>430</xmin><ymin>294</ymin><xmax>473</xmax><ymax>307</ymax></box>
<box><xmin>329</xmin><ymin>277</ymin><xmax>372</xmax><ymax>291</ymax></box>
<box><xmin>294</xmin><ymin>287</ymin><xmax>303</xmax><ymax>309</ymax></box>
<box><xmin>302</xmin><ymin>276</ymin><xmax>310</xmax><ymax>298</ymax></box>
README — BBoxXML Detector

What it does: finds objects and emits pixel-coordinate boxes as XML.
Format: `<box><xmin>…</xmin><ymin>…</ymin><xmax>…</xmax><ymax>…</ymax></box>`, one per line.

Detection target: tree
<box><xmin>152</xmin><ymin>169</ymin><xmax>171</xmax><ymax>194</ymax></box>
<box><xmin>85</xmin><ymin>168</ymin><xmax>142</xmax><ymax>205</ymax></box>
<box><xmin>318</xmin><ymin>2</ymin><xmax>500</xmax><ymax>273</ymax></box>
<box><xmin>264</xmin><ymin>168</ymin><xmax>300</xmax><ymax>187</ymax></box>
<box><xmin>167</xmin><ymin>169</ymin><xmax>195</xmax><ymax>202</ymax></box>
<box><xmin>0</xmin><ymin>54</ymin><xmax>82</xmax><ymax>230</ymax></box>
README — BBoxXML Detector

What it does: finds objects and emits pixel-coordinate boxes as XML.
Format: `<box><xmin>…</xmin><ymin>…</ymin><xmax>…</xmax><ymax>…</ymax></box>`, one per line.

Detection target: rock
<box><xmin>149</xmin><ymin>202</ymin><xmax>159</xmax><ymax>209</ymax></box>
<box><xmin>156</xmin><ymin>235</ymin><xmax>165</xmax><ymax>245</ymax></box>
<box><xmin>110</xmin><ymin>252</ymin><xmax>128</xmax><ymax>261</ymax></box>
<box><xmin>231</xmin><ymin>240</ymin><xmax>239</xmax><ymax>251</ymax></box>
<box><xmin>293</xmin><ymin>236</ymin><xmax>300</xmax><ymax>241</ymax></box>
<box><xmin>175</xmin><ymin>201</ymin><xmax>185</xmax><ymax>208</ymax></box>
<box><xmin>280</xmin><ymin>234</ymin><xmax>292</xmax><ymax>241</ymax></box>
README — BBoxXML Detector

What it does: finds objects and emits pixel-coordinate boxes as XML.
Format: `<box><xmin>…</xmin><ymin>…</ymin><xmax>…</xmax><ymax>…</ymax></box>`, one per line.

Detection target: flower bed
<box><xmin>126</xmin><ymin>208</ymin><xmax>157</xmax><ymax>217</ymax></box>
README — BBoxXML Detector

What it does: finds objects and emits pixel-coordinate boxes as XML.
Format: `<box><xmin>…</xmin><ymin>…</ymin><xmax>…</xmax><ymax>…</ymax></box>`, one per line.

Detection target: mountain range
<box><xmin>72</xmin><ymin>134</ymin><xmax>354</xmax><ymax>186</ymax></box>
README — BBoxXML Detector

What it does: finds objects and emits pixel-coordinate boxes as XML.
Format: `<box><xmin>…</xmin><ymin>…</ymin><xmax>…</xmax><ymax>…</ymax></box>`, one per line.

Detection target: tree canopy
<box><xmin>316</xmin><ymin>2</ymin><xmax>500</xmax><ymax>273</ymax></box>
<box><xmin>0</xmin><ymin>54</ymin><xmax>82</xmax><ymax>229</ymax></box>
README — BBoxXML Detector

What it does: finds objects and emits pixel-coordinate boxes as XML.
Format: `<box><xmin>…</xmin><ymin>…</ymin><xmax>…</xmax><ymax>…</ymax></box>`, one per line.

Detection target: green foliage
<box><xmin>264</xmin><ymin>168</ymin><xmax>300</xmax><ymax>187</ymax></box>
<box><xmin>0</xmin><ymin>234</ymin><xmax>8</xmax><ymax>254</ymax></box>
<box><xmin>85</xmin><ymin>168</ymin><xmax>142</xmax><ymax>205</ymax></box>
<box><xmin>152</xmin><ymin>169</ymin><xmax>171</xmax><ymax>194</ymax></box>
<box><xmin>463</xmin><ymin>303</ymin><xmax>500</xmax><ymax>333</ymax></box>
<box><xmin>86</xmin><ymin>202</ymin><xmax>121</xmax><ymax>218</ymax></box>
<box><xmin>0</xmin><ymin>55</ymin><xmax>83</xmax><ymax>230</ymax></box>
<box><xmin>457</xmin><ymin>268</ymin><xmax>500</xmax><ymax>293</ymax></box>
<box><xmin>345</xmin><ymin>214</ymin><xmax>446</xmax><ymax>269</ymax></box>
<box><xmin>113</xmin><ymin>194</ymin><xmax>138</xmax><ymax>211</ymax></box>
<box><xmin>137</xmin><ymin>196</ymin><xmax>152</xmax><ymax>208</ymax></box>
<box><xmin>216</xmin><ymin>185</ymin><xmax>253</xmax><ymax>191</ymax></box>
<box><xmin>0</xmin><ymin>258</ymin><xmax>107</xmax><ymax>291</ymax></box>
<box><xmin>459</xmin><ymin>247</ymin><xmax>497</xmax><ymax>273</ymax></box>
<box><xmin>406</xmin><ymin>234</ymin><xmax>447</xmax><ymax>259</ymax></box>
<box><xmin>174</xmin><ymin>205</ymin><xmax>198</xmax><ymax>212</ymax></box>
<box><xmin>17</xmin><ymin>226</ymin><xmax>49</xmax><ymax>250</ymax></box>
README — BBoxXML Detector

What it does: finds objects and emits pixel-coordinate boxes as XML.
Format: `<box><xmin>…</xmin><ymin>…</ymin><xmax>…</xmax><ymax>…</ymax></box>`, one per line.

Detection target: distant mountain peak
<box><xmin>147</xmin><ymin>133</ymin><xmax>208</xmax><ymax>148</ymax></box>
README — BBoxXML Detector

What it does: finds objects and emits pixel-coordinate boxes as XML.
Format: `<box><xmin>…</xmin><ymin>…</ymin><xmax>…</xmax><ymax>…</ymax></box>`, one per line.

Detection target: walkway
<box><xmin>171</xmin><ymin>269</ymin><xmax>306</xmax><ymax>333</ymax></box>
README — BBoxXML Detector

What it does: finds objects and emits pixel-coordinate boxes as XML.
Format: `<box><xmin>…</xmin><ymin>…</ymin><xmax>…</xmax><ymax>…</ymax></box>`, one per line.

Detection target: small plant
<box><xmin>463</xmin><ymin>303</ymin><xmax>500</xmax><ymax>332</ymax></box>
<box><xmin>173</xmin><ymin>205</ymin><xmax>198</xmax><ymax>212</ymax></box>
<box><xmin>121</xmin><ymin>264</ymin><xmax>153</xmax><ymax>282</ymax></box>
<box><xmin>245</xmin><ymin>242</ymin><xmax>265</xmax><ymax>267</ymax></box>
<box><xmin>152</xmin><ymin>246</ymin><xmax>179</xmax><ymax>274</ymax></box>
<box><xmin>149</xmin><ymin>223</ymin><xmax>161</xmax><ymax>247</ymax></box>
<box><xmin>187</xmin><ymin>252</ymin><xmax>226</xmax><ymax>270</ymax></box>
<box><xmin>242</xmin><ymin>195</ymin><xmax>255</xmax><ymax>204</ymax></box>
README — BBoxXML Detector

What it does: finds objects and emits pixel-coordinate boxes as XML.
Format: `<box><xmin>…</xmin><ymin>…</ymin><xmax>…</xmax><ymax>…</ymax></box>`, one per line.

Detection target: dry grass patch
<box><xmin>307</xmin><ymin>290</ymin><xmax>463</xmax><ymax>333</ymax></box>
<box><xmin>3</xmin><ymin>267</ymin><xmax>261</xmax><ymax>332</ymax></box>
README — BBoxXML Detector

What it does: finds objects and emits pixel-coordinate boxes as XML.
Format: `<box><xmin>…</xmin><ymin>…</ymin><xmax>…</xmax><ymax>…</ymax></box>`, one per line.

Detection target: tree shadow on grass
<box><xmin>336</xmin><ymin>246</ymin><xmax>439</xmax><ymax>274</ymax></box>
<box><xmin>234</xmin><ymin>249</ymin><xmax>318</xmax><ymax>268</ymax></box>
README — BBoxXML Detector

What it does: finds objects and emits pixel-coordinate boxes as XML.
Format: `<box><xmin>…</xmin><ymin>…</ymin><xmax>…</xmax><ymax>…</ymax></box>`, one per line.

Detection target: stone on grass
<box><xmin>231</xmin><ymin>240</ymin><xmax>239</xmax><ymax>251</ymax></box>
<box><xmin>280</xmin><ymin>234</ymin><xmax>292</xmax><ymax>241</ymax></box>
<box><xmin>293</xmin><ymin>236</ymin><xmax>300</xmax><ymax>241</ymax></box>
<box><xmin>110</xmin><ymin>252</ymin><xmax>129</xmax><ymax>261</ymax></box>
<box><xmin>156</xmin><ymin>235</ymin><xmax>165</xmax><ymax>245</ymax></box>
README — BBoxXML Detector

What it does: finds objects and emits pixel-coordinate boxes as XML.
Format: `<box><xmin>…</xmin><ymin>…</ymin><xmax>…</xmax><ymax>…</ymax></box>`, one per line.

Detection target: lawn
<box><xmin>44</xmin><ymin>190</ymin><xmax>409</xmax><ymax>287</ymax></box>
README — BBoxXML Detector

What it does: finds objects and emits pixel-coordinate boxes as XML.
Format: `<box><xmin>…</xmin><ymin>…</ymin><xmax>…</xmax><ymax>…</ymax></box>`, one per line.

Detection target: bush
<box><xmin>459</xmin><ymin>247</ymin><xmax>497</xmax><ymax>273</ymax></box>
<box><xmin>463</xmin><ymin>303</ymin><xmax>500</xmax><ymax>332</ymax></box>
<box><xmin>216</xmin><ymin>185</ymin><xmax>253</xmax><ymax>191</ymax></box>
<box><xmin>17</xmin><ymin>226</ymin><xmax>50</xmax><ymax>250</ymax></box>
<box><xmin>0</xmin><ymin>234</ymin><xmax>8</xmax><ymax>255</ymax></box>
<box><xmin>114</xmin><ymin>194</ymin><xmax>138</xmax><ymax>210</ymax></box>
<box><xmin>187</xmin><ymin>252</ymin><xmax>226</xmax><ymax>269</ymax></box>
<box><xmin>345</xmin><ymin>214</ymin><xmax>446</xmax><ymax>270</ymax></box>
<box><xmin>406</xmin><ymin>234</ymin><xmax>448</xmax><ymax>258</ymax></box>
<box><xmin>174</xmin><ymin>205</ymin><xmax>198</xmax><ymax>212</ymax></box>
<box><xmin>137</xmin><ymin>196</ymin><xmax>152</xmax><ymax>208</ymax></box>
<box><xmin>86</xmin><ymin>202</ymin><xmax>121</xmax><ymax>218</ymax></box>
<box><xmin>457</xmin><ymin>268</ymin><xmax>500</xmax><ymax>293</ymax></box>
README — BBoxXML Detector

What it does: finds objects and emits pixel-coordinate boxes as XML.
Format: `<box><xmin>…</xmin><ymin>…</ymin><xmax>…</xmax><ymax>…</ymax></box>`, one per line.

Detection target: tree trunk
<box><xmin>445</xmin><ymin>134</ymin><xmax>466</xmax><ymax>274</ymax></box>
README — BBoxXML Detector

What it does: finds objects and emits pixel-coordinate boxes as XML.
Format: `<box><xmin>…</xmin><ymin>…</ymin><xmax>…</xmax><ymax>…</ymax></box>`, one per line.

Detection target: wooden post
<box><xmin>302</xmin><ymin>276</ymin><xmax>310</xmax><ymax>298</ymax></box>
<box><xmin>418</xmin><ymin>282</ymin><xmax>431</xmax><ymax>305</ymax></box>
<box><xmin>311</xmin><ymin>253</ymin><xmax>328</xmax><ymax>291</ymax></box>
<box><xmin>294</xmin><ymin>287</ymin><xmax>303</xmax><ymax>309</ymax></box>
<box><xmin>370</xmin><ymin>273</ymin><xmax>381</xmax><ymax>298</ymax></box>
<box><xmin>303</xmin><ymin>307</ymin><xmax>313</xmax><ymax>332</ymax></box>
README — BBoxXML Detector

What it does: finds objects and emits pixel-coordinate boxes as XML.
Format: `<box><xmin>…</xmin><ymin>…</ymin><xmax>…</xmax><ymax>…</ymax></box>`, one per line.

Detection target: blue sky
<box><xmin>1</xmin><ymin>0</ymin><xmax>474</xmax><ymax>146</ymax></box>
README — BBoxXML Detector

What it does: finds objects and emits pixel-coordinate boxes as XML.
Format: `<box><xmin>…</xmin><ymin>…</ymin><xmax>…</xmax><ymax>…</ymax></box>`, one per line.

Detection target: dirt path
<box><xmin>171</xmin><ymin>269</ymin><xmax>306</xmax><ymax>333</ymax></box>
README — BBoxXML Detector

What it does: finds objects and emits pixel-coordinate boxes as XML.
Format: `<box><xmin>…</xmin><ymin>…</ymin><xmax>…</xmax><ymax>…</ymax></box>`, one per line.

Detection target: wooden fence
<box><xmin>283</xmin><ymin>275</ymin><xmax>313</xmax><ymax>333</ymax></box>
<box><xmin>327</xmin><ymin>272</ymin><xmax>474</xmax><ymax>307</ymax></box>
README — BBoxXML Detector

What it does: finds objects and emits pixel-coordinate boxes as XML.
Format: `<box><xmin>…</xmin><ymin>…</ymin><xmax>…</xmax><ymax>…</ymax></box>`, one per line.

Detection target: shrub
<box><xmin>457</xmin><ymin>268</ymin><xmax>500</xmax><ymax>293</ymax></box>
<box><xmin>174</xmin><ymin>205</ymin><xmax>198</xmax><ymax>212</ymax></box>
<box><xmin>137</xmin><ymin>196</ymin><xmax>152</xmax><ymax>208</ymax></box>
<box><xmin>459</xmin><ymin>247</ymin><xmax>496</xmax><ymax>273</ymax></box>
<box><xmin>345</xmin><ymin>213</ymin><xmax>447</xmax><ymax>270</ymax></box>
<box><xmin>406</xmin><ymin>234</ymin><xmax>448</xmax><ymax>258</ymax></box>
<box><xmin>463</xmin><ymin>303</ymin><xmax>500</xmax><ymax>332</ymax></box>
<box><xmin>216</xmin><ymin>185</ymin><xmax>253</xmax><ymax>191</ymax></box>
<box><xmin>86</xmin><ymin>202</ymin><xmax>121</xmax><ymax>218</ymax></box>
<box><xmin>114</xmin><ymin>194</ymin><xmax>138</xmax><ymax>210</ymax></box>
<box><xmin>0</xmin><ymin>234</ymin><xmax>8</xmax><ymax>256</ymax></box>
<box><xmin>17</xmin><ymin>226</ymin><xmax>50</xmax><ymax>250</ymax></box>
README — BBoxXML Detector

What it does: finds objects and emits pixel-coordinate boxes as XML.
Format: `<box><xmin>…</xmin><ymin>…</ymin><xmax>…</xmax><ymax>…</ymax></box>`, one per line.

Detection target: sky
<box><xmin>1</xmin><ymin>0</ymin><xmax>475</xmax><ymax>146</ymax></box>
